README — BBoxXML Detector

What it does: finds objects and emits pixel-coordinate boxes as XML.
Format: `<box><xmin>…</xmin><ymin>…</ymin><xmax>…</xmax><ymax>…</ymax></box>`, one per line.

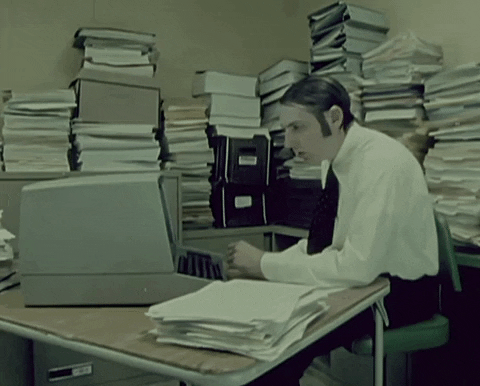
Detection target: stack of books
<box><xmin>258</xmin><ymin>59</ymin><xmax>309</xmax><ymax>133</ymax></box>
<box><xmin>146</xmin><ymin>279</ymin><xmax>331</xmax><ymax>361</ymax></box>
<box><xmin>1</xmin><ymin>89</ymin><xmax>76</xmax><ymax>172</ymax></box>
<box><xmin>73</xmin><ymin>27</ymin><xmax>159</xmax><ymax>77</ymax></box>
<box><xmin>192</xmin><ymin>70</ymin><xmax>271</xmax><ymax>227</ymax></box>
<box><xmin>360</xmin><ymin>31</ymin><xmax>444</xmax><ymax>139</ymax></box>
<box><xmin>192</xmin><ymin>70</ymin><xmax>261</xmax><ymax>127</ymax></box>
<box><xmin>307</xmin><ymin>1</ymin><xmax>388</xmax><ymax>119</ymax></box>
<box><xmin>69</xmin><ymin>68</ymin><xmax>162</xmax><ymax>171</ymax></box>
<box><xmin>160</xmin><ymin>98</ymin><xmax>214</xmax><ymax>229</ymax></box>
<box><xmin>423</xmin><ymin>63</ymin><xmax>480</xmax><ymax>245</ymax></box>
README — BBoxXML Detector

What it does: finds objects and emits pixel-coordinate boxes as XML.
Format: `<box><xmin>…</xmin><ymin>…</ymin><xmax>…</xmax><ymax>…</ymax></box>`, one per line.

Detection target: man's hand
<box><xmin>226</xmin><ymin>241</ymin><xmax>266</xmax><ymax>280</ymax></box>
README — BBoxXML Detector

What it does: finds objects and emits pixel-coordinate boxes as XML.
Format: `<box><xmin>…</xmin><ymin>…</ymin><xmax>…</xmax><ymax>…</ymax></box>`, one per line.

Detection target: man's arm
<box><xmin>260</xmin><ymin>167</ymin><xmax>436</xmax><ymax>288</ymax></box>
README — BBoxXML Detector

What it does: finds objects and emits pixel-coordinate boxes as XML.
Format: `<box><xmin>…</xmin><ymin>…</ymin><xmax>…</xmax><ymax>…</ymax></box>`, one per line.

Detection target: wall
<box><xmin>357</xmin><ymin>0</ymin><xmax>480</xmax><ymax>68</ymax></box>
<box><xmin>2</xmin><ymin>0</ymin><xmax>478</xmax><ymax>102</ymax></box>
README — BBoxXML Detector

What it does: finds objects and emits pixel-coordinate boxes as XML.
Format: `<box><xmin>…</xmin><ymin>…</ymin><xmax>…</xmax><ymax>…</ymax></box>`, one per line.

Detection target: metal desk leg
<box><xmin>374</xmin><ymin>307</ymin><xmax>384</xmax><ymax>386</ymax></box>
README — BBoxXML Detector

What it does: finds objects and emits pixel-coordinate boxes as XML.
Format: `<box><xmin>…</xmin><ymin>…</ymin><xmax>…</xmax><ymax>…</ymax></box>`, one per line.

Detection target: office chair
<box><xmin>347</xmin><ymin>212</ymin><xmax>462</xmax><ymax>385</ymax></box>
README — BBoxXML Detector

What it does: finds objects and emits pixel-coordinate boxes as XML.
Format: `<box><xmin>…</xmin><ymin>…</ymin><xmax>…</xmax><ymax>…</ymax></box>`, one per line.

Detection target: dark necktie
<box><xmin>307</xmin><ymin>166</ymin><xmax>340</xmax><ymax>255</ymax></box>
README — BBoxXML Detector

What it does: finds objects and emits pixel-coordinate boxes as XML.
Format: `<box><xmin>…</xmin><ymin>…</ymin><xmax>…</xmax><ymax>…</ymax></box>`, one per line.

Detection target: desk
<box><xmin>0</xmin><ymin>277</ymin><xmax>389</xmax><ymax>386</ymax></box>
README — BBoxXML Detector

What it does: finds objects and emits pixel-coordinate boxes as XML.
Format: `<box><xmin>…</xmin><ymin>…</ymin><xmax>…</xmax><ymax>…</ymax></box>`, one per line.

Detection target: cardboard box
<box><xmin>71</xmin><ymin>69</ymin><xmax>161</xmax><ymax>125</ymax></box>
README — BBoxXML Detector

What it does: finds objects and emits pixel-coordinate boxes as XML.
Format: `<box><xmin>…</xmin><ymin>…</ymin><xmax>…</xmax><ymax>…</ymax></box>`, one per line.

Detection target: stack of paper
<box><xmin>161</xmin><ymin>99</ymin><xmax>212</xmax><ymax>177</ymax></box>
<box><xmin>425</xmin><ymin>119</ymin><xmax>480</xmax><ymax>246</ymax></box>
<box><xmin>360</xmin><ymin>32</ymin><xmax>443</xmax><ymax>139</ymax></box>
<box><xmin>159</xmin><ymin>99</ymin><xmax>214</xmax><ymax>229</ymax></box>
<box><xmin>1</xmin><ymin>89</ymin><xmax>76</xmax><ymax>172</ymax></box>
<box><xmin>423</xmin><ymin>63</ymin><xmax>480</xmax><ymax>246</ymax></box>
<box><xmin>71</xmin><ymin>121</ymin><xmax>160</xmax><ymax>171</ymax></box>
<box><xmin>362</xmin><ymin>31</ymin><xmax>443</xmax><ymax>81</ymax></box>
<box><xmin>146</xmin><ymin>279</ymin><xmax>331</xmax><ymax>361</ymax></box>
<box><xmin>424</xmin><ymin>62</ymin><xmax>480</xmax><ymax>122</ymax></box>
<box><xmin>73</xmin><ymin>27</ymin><xmax>159</xmax><ymax>78</ymax></box>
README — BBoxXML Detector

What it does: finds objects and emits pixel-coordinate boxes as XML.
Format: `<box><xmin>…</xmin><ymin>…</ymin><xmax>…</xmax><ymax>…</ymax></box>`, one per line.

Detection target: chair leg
<box><xmin>406</xmin><ymin>353</ymin><xmax>413</xmax><ymax>386</ymax></box>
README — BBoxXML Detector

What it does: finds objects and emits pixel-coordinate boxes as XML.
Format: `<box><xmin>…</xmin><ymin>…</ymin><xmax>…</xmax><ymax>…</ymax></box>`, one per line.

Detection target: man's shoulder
<box><xmin>357</xmin><ymin>126</ymin><xmax>417</xmax><ymax>161</ymax></box>
<box><xmin>351</xmin><ymin>124</ymin><xmax>423</xmax><ymax>176</ymax></box>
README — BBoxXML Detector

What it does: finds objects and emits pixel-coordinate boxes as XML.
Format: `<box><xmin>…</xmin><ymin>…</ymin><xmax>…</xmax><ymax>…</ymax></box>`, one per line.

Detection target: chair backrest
<box><xmin>434</xmin><ymin>212</ymin><xmax>462</xmax><ymax>293</ymax></box>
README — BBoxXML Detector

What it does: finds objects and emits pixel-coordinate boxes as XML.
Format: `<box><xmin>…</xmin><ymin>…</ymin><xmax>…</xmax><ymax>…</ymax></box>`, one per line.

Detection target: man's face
<box><xmin>280</xmin><ymin>103</ymin><xmax>345</xmax><ymax>164</ymax></box>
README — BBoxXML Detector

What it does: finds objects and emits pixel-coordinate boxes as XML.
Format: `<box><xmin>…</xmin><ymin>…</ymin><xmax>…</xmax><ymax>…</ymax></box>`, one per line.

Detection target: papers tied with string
<box><xmin>146</xmin><ymin>279</ymin><xmax>332</xmax><ymax>361</ymax></box>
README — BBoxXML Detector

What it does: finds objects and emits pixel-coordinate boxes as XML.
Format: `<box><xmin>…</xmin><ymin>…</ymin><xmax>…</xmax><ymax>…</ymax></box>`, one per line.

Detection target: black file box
<box><xmin>210</xmin><ymin>135</ymin><xmax>271</xmax><ymax>186</ymax></box>
<box><xmin>210</xmin><ymin>182</ymin><xmax>267</xmax><ymax>228</ymax></box>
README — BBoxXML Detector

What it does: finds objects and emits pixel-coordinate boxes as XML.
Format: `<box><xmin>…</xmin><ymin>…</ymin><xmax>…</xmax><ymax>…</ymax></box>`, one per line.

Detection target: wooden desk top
<box><xmin>0</xmin><ymin>277</ymin><xmax>389</xmax><ymax>380</ymax></box>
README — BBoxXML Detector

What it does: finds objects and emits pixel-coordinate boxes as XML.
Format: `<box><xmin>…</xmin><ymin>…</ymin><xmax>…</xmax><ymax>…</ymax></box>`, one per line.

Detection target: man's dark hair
<box><xmin>279</xmin><ymin>75</ymin><xmax>355</xmax><ymax>136</ymax></box>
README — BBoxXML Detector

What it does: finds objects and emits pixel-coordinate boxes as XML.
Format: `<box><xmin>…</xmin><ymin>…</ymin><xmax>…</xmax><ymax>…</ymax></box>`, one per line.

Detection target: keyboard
<box><xmin>176</xmin><ymin>249</ymin><xmax>226</xmax><ymax>280</ymax></box>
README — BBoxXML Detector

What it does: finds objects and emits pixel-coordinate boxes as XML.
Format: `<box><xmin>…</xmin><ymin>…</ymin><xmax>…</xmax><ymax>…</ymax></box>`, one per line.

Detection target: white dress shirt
<box><xmin>261</xmin><ymin>122</ymin><xmax>439</xmax><ymax>289</ymax></box>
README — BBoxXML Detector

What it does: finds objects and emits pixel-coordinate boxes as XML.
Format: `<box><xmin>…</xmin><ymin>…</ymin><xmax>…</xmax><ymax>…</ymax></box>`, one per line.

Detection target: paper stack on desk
<box><xmin>146</xmin><ymin>279</ymin><xmax>330</xmax><ymax>361</ymax></box>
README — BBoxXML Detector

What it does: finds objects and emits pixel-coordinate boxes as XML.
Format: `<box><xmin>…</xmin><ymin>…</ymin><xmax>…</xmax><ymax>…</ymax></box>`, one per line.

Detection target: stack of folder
<box><xmin>73</xmin><ymin>27</ymin><xmax>159</xmax><ymax>78</ymax></box>
<box><xmin>1</xmin><ymin>89</ymin><xmax>76</xmax><ymax>172</ymax></box>
<box><xmin>69</xmin><ymin>68</ymin><xmax>162</xmax><ymax>171</ymax></box>
<box><xmin>360</xmin><ymin>31</ymin><xmax>444</xmax><ymax>139</ymax></box>
<box><xmin>160</xmin><ymin>98</ymin><xmax>215</xmax><ymax>229</ymax></box>
<box><xmin>146</xmin><ymin>279</ymin><xmax>331</xmax><ymax>361</ymax></box>
<box><xmin>192</xmin><ymin>70</ymin><xmax>271</xmax><ymax>228</ymax></box>
<box><xmin>307</xmin><ymin>1</ymin><xmax>389</xmax><ymax>120</ymax></box>
<box><xmin>423</xmin><ymin>63</ymin><xmax>480</xmax><ymax>246</ymax></box>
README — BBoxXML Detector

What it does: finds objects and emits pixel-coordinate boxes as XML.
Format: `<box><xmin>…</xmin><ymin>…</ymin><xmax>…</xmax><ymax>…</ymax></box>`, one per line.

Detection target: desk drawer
<box><xmin>33</xmin><ymin>341</ymin><xmax>177</xmax><ymax>386</ymax></box>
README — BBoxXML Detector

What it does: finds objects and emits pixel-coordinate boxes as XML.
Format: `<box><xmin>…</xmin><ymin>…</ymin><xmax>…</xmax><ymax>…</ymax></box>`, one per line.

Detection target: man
<box><xmin>226</xmin><ymin>75</ymin><xmax>439</xmax><ymax>386</ymax></box>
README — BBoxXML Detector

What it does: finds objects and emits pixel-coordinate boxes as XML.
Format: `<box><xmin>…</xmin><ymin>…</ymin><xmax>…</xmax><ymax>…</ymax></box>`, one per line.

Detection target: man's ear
<box><xmin>326</xmin><ymin>105</ymin><xmax>344</xmax><ymax>132</ymax></box>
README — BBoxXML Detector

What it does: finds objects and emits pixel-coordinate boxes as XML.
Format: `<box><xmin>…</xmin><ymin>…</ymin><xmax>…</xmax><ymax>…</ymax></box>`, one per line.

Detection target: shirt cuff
<box><xmin>260</xmin><ymin>252</ymin><xmax>285</xmax><ymax>282</ymax></box>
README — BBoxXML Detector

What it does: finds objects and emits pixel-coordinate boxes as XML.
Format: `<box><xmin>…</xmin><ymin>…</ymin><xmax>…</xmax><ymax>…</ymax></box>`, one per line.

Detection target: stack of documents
<box><xmin>146</xmin><ymin>279</ymin><xmax>331</xmax><ymax>361</ymax></box>
<box><xmin>362</xmin><ymin>31</ymin><xmax>443</xmax><ymax>82</ymax></box>
<box><xmin>160</xmin><ymin>99</ymin><xmax>214</xmax><ymax>229</ymax></box>
<box><xmin>73</xmin><ymin>27</ymin><xmax>159</xmax><ymax>78</ymax></box>
<box><xmin>424</xmin><ymin>62</ymin><xmax>480</xmax><ymax>122</ymax></box>
<box><xmin>424</xmin><ymin>107</ymin><xmax>480</xmax><ymax>246</ymax></box>
<box><xmin>71</xmin><ymin>121</ymin><xmax>160</xmax><ymax>171</ymax></box>
<box><xmin>360</xmin><ymin>32</ymin><xmax>443</xmax><ymax>138</ymax></box>
<box><xmin>161</xmin><ymin>99</ymin><xmax>212</xmax><ymax>177</ymax></box>
<box><xmin>1</xmin><ymin>89</ymin><xmax>76</xmax><ymax>172</ymax></box>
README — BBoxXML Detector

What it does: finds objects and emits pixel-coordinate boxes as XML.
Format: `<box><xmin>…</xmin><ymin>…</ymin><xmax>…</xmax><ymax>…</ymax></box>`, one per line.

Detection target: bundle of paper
<box><xmin>146</xmin><ymin>279</ymin><xmax>331</xmax><ymax>361</ymax></box>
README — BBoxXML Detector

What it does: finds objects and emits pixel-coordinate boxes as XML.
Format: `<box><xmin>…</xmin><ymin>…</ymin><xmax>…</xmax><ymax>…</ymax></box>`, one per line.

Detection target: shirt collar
<box><xmin>331</xmin><ymin>121</ymin><xmax>363</xmax><ymax>176</ymax></box>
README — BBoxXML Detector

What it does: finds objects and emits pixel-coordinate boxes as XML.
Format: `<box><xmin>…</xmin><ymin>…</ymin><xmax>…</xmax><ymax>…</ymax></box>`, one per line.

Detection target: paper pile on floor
<box><xmin>146</xmin><ymin>279</ymin><xmax>331</xmax><ymax>361</ymax></box>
